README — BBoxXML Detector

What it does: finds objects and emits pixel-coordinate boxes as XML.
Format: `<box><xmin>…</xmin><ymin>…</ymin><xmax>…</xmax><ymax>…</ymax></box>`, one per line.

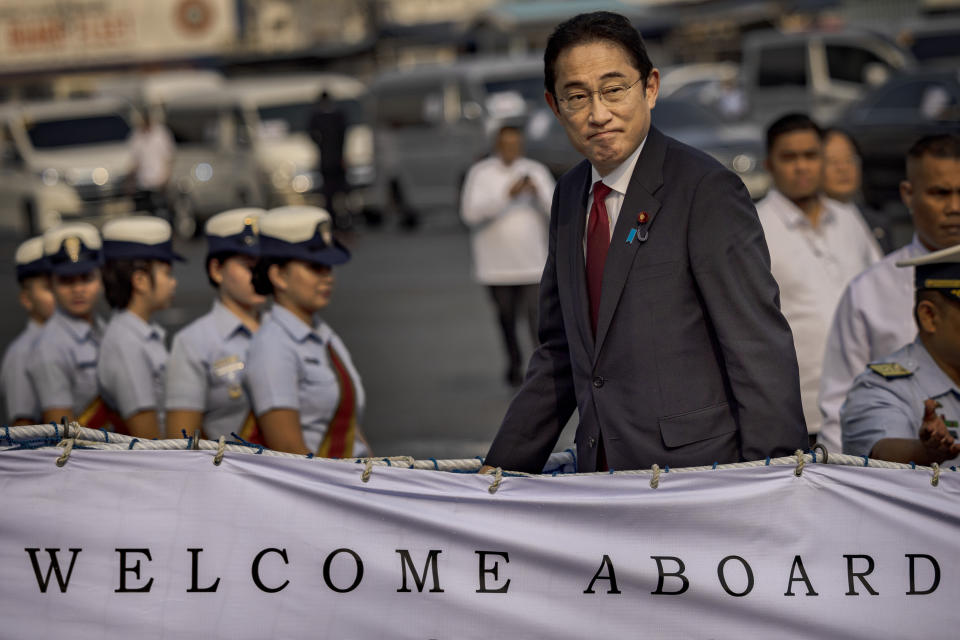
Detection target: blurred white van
<box><xmin>366</xmin><ymin>56</ymin><xmax>543</xmax><ymax>222</ymax></box>
<box><xmin>0</xmin><ymin>96</ymin><xmax>135</xmax><ymax>235</ymax></box>
<box><xmin>225</xmin><ymin>74</ymin><xmax>374</xmax><ymax>210</ymax></box>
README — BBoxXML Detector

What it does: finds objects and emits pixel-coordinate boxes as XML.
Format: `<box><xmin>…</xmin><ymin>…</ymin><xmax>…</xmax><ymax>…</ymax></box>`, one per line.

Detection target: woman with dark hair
<box><xmin>165</xmin><ymin>208</ymin><xmax>266</xmax><ymax>440</ymax></box>
<box><xmin>243</xmin><ymin>206</ymin><xmax>369</xmax><ymax>457</ymax></box>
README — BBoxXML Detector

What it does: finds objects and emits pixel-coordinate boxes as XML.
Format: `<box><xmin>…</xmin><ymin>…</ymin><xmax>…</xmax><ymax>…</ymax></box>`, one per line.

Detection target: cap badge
<box><xmin>64</xmin><ymin>236</ymin><xmax>82</xmax><ymax>263</ymax></box>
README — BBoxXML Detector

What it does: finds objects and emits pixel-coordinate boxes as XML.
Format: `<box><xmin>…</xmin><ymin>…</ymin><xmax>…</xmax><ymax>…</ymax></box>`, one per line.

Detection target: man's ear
<box><xmin>545</xmin><ymin>90</ymin><xmax>562</xmax><ymax>120</ymax></box>
<box><xmin>18</xmin><ymin>288</ymin><xmax>32</xmax><ymax>314</ymax></box>
<box><xmin>917</xmin><ymin>299</ymin><xmax>939</xmax><ymax>334</ymax></box>
<box><xmin>900</xmin><ymin>179</ymin><xmax>914</xmax><ymax>210</ymax></box>
<box><xmin>644</xmin><ymin>68</ymin><xmax>660</xmax><ymax>108</ymax></box>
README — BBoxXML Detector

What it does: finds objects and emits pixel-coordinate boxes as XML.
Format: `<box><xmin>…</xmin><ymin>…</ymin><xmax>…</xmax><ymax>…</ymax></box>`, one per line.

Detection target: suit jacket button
<box><xmin>593</xmin><ymin>376</ymin><xmax>604</xmax><ymax>388</ymax></box>
<box><xmin>588</xmin><ymin>437</ymin><xmax>596</xmax><ymax>447</ymax></box>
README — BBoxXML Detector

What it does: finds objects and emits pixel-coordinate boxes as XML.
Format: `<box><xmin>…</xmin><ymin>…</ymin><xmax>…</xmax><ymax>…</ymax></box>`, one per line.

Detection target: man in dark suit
<box><xmin>481</xmin><ymin>12</ymin><xmax>807</xmax><ymax>473</ymax></box>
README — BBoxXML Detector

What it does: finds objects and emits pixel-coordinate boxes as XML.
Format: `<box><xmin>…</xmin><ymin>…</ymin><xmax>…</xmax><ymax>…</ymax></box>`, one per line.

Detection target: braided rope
<box><xmin>1</xmin><ymin>424</ymin><xmax>956</xmax><ymax>477</ymax></box>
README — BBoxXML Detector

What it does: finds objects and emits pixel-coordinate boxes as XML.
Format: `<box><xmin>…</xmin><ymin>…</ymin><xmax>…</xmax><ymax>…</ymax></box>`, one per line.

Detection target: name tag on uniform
<box><xmin>303</xmin><ymin>357</ymin><xmax>321</xmax><ymax>366</ymax></box>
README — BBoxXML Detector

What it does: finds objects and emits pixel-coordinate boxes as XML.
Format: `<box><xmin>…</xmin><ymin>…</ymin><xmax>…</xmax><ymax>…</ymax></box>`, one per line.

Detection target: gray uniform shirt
<box><xmin>97</xmin><ymin>310</ymin><xmax>167</xmax><ymax>427</ymax></box>
<box><xmin>245</xmin><ymin>305</ymin><xmax>366</xmax><ymax>455</ymax></box>
<box><xmin>841</xmin><ymin>338</ymin><xmax>960</xmax><ymax>466</ymax></box>
<box><xmin>1</xmin><ymin>320</ymin><xmax>43</xmax><ymax>422</ymax></box>
<box><xmin>28</xmin><ymin>309</ymin><xmax>102</xmax><ymax>417</ymax></box>
<box><xmin>165</xmin><ymin>301</ymin><xmax>257</xmax><ymax>440</ymax></box>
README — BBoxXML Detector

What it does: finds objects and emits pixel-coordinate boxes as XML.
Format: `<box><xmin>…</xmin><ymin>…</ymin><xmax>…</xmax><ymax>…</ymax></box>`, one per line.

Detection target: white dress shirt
<box><xmin>817</xmin><ymin>237</ymin><xmax>928</xmax><ymax>453</ymax></box>
<box><xmin>460</xmin><ymin>155</ymin><xmax>555</xmax><ymax>285</ymax></box>
<box><xmin>585</xmin><ymin>138</ymin><xmax>646</xmax><ymax>248</ymax></box>
<box><xmin>757</xmin><ymin>188</ymin><xmax>882</xmax><ymax>435</ymax></box>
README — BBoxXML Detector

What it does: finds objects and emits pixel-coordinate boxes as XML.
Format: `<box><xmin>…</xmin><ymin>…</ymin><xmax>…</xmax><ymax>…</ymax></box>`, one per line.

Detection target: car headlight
<box><xmin>40</xmin><ymin>168</ymin><xmax>59</xmax><ymax>186</ymax></box>
<box><xmin>732</xmin><ymin>153</ymin><xmax>756</xmax><ymax>174</ymax></box>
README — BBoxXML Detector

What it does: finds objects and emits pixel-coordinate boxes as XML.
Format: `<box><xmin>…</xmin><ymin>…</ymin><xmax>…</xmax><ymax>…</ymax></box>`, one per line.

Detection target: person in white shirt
<box><xmin>818</xmin><ymin>133</ymin><xmax>960</xmax><ymax>453</ymax></box>
<box><xmin>460</xmin><ymin>125</ymin><xmax>555</xmax><ymax>386</ymax></box>
<box><xmin>756</xmin><ymin>113</ymin><xmax>882</xmax><ymax>444</ymax></box>
<box><xmin>128</xmin><ymin>109</ymin><xmax>175</xmax><ymax>217</ymax></box>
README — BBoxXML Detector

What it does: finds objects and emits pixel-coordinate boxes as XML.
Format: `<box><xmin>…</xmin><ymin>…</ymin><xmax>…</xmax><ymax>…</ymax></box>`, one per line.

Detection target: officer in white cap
<box><xmin>165</xmin><ymin>208</ymin><xmax>267</xmax><ymax>440</ymax></box>
<box><xmin>244</xmin><ymin>205</ymin><xmax>369</xmax><ymax>457</ymax></box>
<box><xmin>841</xmin><ymin>243</ymin><xmax>960</xmax><ymax>465</ymax></box>
<box><xmin>27</xmin><ymin>223</ymin><xmax>105</xmax><ymax>424</ymax></box>
<box><xmin>1</xmin><ymin>237</ymin><xmax>55</xmax><ymax>424</ymax></box>
<box><xmin>97</xmin><ymin>216</ymin><xmax>182</xmax><ymax>438</ymax></box>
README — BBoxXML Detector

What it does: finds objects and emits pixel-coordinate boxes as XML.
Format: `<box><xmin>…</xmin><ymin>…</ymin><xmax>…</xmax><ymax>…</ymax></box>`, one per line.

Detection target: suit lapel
<box><xmin>594</xmin><ymin>127</ymin><xmax>666</xmax><ymax>359</ymax></box>
<box><xmin>567</xmin><ymin>162</ymin><xmax>594</xmax><ymax>354</ymax></box>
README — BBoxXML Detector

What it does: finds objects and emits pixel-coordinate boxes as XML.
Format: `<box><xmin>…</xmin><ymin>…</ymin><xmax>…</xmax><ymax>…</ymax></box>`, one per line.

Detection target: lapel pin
<box><xmin>626</xmin><ymin>212</ymin><xmax>650</xmax><ymax>244</ymax></box>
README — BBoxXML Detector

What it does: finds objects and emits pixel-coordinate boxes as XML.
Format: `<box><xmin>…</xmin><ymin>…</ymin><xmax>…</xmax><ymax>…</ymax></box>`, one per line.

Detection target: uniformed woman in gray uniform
<box><xmin>165</xmin><ymin>208</ymin><xmax>266</xmax><ymax>440</ymax></box>
<box><xmin>244</xmin><ymin>206</ymin><xmax>370</xmax><ymax>457</ymax></box>
<box><xmin>27</xmin><ymin>223</ymin><xmax>104</xmax><ymax>425</ymax></box>
<box><xmin>97</xmin><ymin>216</ymin><xmax>181</xmax><ymax>438</ymax></box>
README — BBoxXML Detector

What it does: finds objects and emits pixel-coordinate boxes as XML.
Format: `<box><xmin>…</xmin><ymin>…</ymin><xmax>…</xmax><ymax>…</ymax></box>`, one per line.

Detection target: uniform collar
<box><xmin>590</xmin><ymin>136</ymin><xmax>646</xmax><ymax>196</ymax></box>
<box><xmin>211</xmin><ymin>300</ymin><xmax>254</xmax><ymax>339</ymax></box>
<box><xmin>53</xmin><ymin>308</ymin><xmax>102</xmax><ymax>343</ymax></box>
<box><xmin>766</xmin><ymin>188</ymin><xmax>836</xmax><ymax>229</ymax></box>
<box><xmin>909</xmin><ymin>338</ymin><xmax>959</xmax><ymax>399</ymax></box>
<box><xmin>114</xmin><ymin>309</ymin><xmax>165</xmax><ymax>342</ymax></box>
<box><xmin>905</xmin><ymin>235</ymin><xmax>930</xmax><ymax>258</ymax></box>
<box><xmin>270</xmin><ymin>304</ymin><xmax>329</xmax><ymax>344</ymax></box>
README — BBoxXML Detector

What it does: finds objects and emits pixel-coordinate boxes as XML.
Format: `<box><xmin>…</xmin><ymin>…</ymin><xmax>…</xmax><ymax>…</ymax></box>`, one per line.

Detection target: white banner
<box><xmin>1</xmin><ymin>447</ymin><xmax>958</xmax><ymax>639</ymax></box>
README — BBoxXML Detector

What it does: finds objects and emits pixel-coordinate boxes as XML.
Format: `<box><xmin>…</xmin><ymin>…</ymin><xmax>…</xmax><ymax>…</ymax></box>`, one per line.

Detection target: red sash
<box><xmin>78</xmin><ymin>396</ymin><xmax>128</xmax><ymax>434</ymax></box>
<box><xmin>316</xmin><ymin>343</ymin><xmax>358</xmax><ymax>458</ymax></box>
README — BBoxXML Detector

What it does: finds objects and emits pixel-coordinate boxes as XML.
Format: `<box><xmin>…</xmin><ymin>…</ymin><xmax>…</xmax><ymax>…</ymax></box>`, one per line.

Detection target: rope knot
<box><xmin>794</xmin><ymin>449</ymin><xmax>805</xmax><ymax>477</ymax></box>
<box><xmin>650</xmin><ymin>464</ymin><xmax>661</xmax><ymax>489</ymax></box>
<box><xmin>361</xmin><ymin>458</ymin><xmax>373</xmax><ymax>483</ymax></box>
<box><xmin>213</xmin><ymin>436</ymin><xmax>226</xmax><ymax>466</ymax></box>
<box><xmin>488</xmin><ymin>467</ymin><xmax>503</xmax><ymax>494</ymax></box>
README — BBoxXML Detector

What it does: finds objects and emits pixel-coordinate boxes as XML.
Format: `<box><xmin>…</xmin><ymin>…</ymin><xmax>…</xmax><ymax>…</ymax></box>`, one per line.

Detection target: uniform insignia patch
<box><xmin>867</xmin><ymin>362</ymin><xmax>913</xmax><ymax>379</ymax></box>
<box><xmin>64</xmin><ymin>236</ymin><xmax>81</xmax><ymax>263</ymax></box>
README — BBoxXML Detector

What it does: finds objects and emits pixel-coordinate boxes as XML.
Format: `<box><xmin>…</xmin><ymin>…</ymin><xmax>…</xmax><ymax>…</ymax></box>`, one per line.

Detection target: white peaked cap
<box><xmin>15</xmin><ymin>237</ymin><xmax>45</xmax><ymax>266</ymax></box>
<box><xmin>261</xmin><ymin>206</ymin><xmax>333</xmax><ymax>244</ymax></box>
<box><xmin>42</xmin><ymin>222</ymin><xmax>102</xmax><ymax>255</ymax></box>
<box><xmin>205</xmin><ymin>208</ymin><xmax>266</xmax><ymax>237</ymax></box>
<box><xmin>101</xmin><ymin>216</ymin><xmax>173</xmax><ymax>245</ymax></box>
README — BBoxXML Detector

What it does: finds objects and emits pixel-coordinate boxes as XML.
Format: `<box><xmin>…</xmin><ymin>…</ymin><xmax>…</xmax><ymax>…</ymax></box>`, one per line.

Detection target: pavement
<box><xmin>0</xmin><ymin>216</ymin><xmax>577</xmax><ymax>460</ymax></box>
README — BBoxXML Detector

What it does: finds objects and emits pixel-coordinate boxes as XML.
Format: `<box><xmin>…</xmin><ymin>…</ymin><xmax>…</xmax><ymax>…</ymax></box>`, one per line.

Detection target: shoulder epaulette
<box><xmin>867</xmin><ymin>362</ymin><xmax>913</xmax><ymax>379</ymax></box>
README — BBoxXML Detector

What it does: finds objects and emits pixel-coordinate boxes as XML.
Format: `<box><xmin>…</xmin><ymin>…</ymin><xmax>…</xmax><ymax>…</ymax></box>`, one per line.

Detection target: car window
<box><xmin>826</xmin><ymin>44</ymin><xmax>888</xmax><ymax>85</ymax></box>
<box><xmin>26</xmin><ymin>114</ymin><xmax>130</xmax><ymax>149</ymax></box>
<box><xmin>867</xmin><ymin>80</ymin><xmax>958</xmax><ymax>120</ymax></box>
<box><xmin>652</xmin><ymin>100</ymin><xmax>722</xmax><ymax>130</ymax></box>
<box><xmin>756</xmin><ymin>44</ymin><xmax>807</xmax><ymax>87</ymax></box>
<box><xmin>374</xmin><ymin>81</ymin><xmax>444</xmax><ymax>127</ymax></box>
<box><xmin>257</xmin><ymin>101</ymin><xmax>312</xmax><ymax>135</ymax></box>
<box><xmin>909</xmin><ymin>31</ymin><xmax>960</xmax><ymax>62</ymax></box>
<box><xmin>166</xmin><ymin>108</ymin><xmax>221</xmax><ymax>145</ymax></box>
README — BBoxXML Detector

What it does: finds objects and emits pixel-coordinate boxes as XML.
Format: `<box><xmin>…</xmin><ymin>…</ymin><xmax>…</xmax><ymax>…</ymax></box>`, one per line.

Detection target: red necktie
<box><xmin>586</xmin><ymin>181</ymin><xmax>612</xmax><ymax>336</ymax></box>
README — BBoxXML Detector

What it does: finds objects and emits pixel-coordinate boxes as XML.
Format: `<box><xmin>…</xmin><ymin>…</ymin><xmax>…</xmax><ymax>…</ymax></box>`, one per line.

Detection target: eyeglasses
<box><xmin>557</xmin><ymin>78</ymin><xmax>643</xmax><ymax>113</ymax></box>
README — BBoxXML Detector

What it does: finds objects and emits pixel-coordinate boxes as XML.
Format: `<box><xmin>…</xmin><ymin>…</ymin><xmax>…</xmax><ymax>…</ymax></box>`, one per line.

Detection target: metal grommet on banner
<box><xmin>931</xmin><ymin>462</ymin><xmax>941</xmax><ymax>487</ymax></box>
<box><xmin>55</xmin><ymin>439</ymin><xmax>74</xmax><ymax>468</ymax></box>
<box><xmin>650</xmin><ymin>464</ymin><xmax>661</xmax><ymax>489</ymax></box>
<box><xmin>488</xmin><ymin>467</ymin><xmax>503</xmax><ymax>494</ymax></box>
<box><xmin>213</xmin><ymin>436</ymin><xmax>226</xmax><ymax>466</ymax></box>
<box><xmin>794</xmin><ymin>450</ymin><xmax>805</xmax><ymax>477</ymax></box>
<box><xmin>191</xmin><ymin>430</ymin><xmax>201</xmax><ymax>450</ymax></box>
<box><xmin>813</xmin><ymin>443</ymin><xmax>828</xmax><ymax>464</ymax></box>
<box><xmin>361</xmin><ymin>458</ymin><xmax>373</xmax><ymax>483</ymax></box>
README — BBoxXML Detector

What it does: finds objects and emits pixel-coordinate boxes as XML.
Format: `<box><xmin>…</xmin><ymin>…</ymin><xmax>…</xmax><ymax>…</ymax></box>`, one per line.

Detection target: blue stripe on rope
<box><xmin>765</xmin><ymin>457</ymin><xmax>771</xmax><ymax>466</ymax></box>
<box><xmin>910</xmin><ymin>462</ymin><xmax>916</xmax><ymax>469</ymax></box>
<box><xmin>52</xmin><ymin>422</ymin><xmax>59</xmax><ymax>439</ymax></box>
<box><xmin>384</xmin><ymin>458</ymin><xmax>392</xmax><ymax>467</ymax></box>
<box><xmin>429</xmin><ymin>457</ymin><xmax>439</xmax><ymax>471</ymax></box>
<box><xmin>306</xmin><ymin>453</ymin><xmax>314</xmax><ymax>459</ymax></box>
<box><xmin>664</xmin><ymin>466</ymin><xmax>670</xmax><ymax>473</ymax></box>
<box><xmin>862</xmin><ymin>455</ymin><xmax>869</xmax><ymax>467</ymax></box>
<box><xmin>128</xmin><ymin>438</ymin><xmax>139</xmax><ymax>450</ymax></box>
<box><xmin>100</xmin><ymin>428</ymin><xmax>109</xmax><ymax>443</ymax></box>
<box><xmin>712</xmin><ymin>461</ymin><xmax>718</xmax><ymax>469</ymax></box>
<box><xmin>810</xmin><ymin>449</ymin><xmax>817</xmax><ymax>463</ymax></box>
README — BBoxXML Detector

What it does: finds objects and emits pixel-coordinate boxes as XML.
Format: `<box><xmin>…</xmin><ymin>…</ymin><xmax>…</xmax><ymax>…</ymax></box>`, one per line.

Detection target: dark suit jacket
<box><xmin>484</xmin><ymin>126</ymin><xmax>807</xmax><ymax>473</ymax></box>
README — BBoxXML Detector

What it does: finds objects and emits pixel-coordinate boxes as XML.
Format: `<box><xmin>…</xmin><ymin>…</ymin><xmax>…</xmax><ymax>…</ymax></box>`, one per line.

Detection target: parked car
<box><xmin>225</xmin><ymin>74</ymin><xmax>374</xmax><ymax>212</ymax></box>
<box><xmin>836</xmin><ymin>68</ymin><xmax>960</xmax><ymax>247</ymax></box>
<box><xmin>524</xmin><ymin>98</ymin><xmax>770</xmax><ymax>200</ymax></box>
<box><xmin>367</xmin><ymin>56</ymin><xmax>544</xmax><ymax>223</ymax></box>
<box><xmin>739</xmin><ymin>29</ymin><xmax>914</xmax><ymax>126</ymax></box>
<box><xmin>0</xmin><ymin>96</ymin><xmax>135</xmax><ymax>236</ymax></box>
<box><xmin>162</xmin><ymin>91</ymin><xmax>267</xmax><ymax>237</ymax></box>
